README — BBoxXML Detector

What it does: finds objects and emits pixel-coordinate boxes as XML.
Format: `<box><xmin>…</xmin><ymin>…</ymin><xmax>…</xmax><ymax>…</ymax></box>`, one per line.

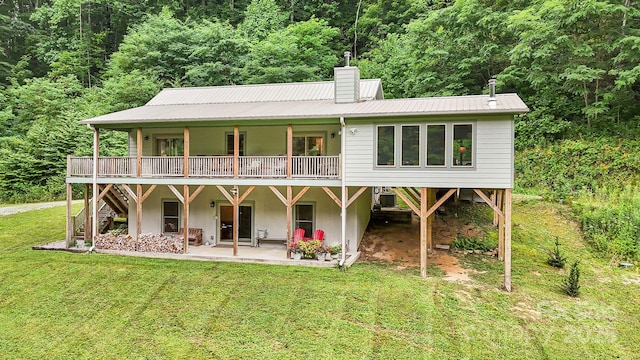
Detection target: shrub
<box><xmin>573</xmin><ymin>186</ymin><xmax>640</xmax><ymax>261</ymax></box>
<box><xmin>451</xmin><ymin>235</ymin><xmax>495</xmax><ymax>252</ymax></box>
<box><xmin>545</xmin><ymin>237</ymin><xmax>566</xmax><ymax>268</ymax></box>
<box><xmin>560</xmin><ymin>261</ymin><xmax>581</xmax><ymax>297</ymax></box>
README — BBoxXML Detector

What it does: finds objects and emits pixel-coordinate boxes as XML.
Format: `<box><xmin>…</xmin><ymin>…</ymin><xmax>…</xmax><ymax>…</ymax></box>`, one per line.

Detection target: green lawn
<box><xmin>0</xmin><ymin>202</ymin><xmax>638</xmax><ymax>359</ymax></box>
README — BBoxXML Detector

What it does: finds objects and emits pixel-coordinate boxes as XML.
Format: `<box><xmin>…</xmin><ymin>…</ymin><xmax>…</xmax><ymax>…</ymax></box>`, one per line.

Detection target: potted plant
<box><xmin>316</xmin><ymin>246</ymin><xmax>327</xmax><ymax>261</ymax></box>
<box><xmin>327</xmin><ymin>244</ymin><xmax>341</xmax><ymax>260</ymax></box>
<box><xmin>290</xmin><ymin>241</ymin><xmax>302</xmax><ymax>260</ymax></box>
<box><xmin>298</xmin><ymin>239</ymin><xmax>322</xmax><ymax>259</ymax></box>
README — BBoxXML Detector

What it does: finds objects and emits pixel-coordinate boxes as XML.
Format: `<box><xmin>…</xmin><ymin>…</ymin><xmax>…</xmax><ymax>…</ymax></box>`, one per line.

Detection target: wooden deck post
<box><xmin>136</xmin><ymin>184</ymin><xmax>142</xmax><ymax>239</ymax></box>
<box><xmin>427</xmin><ymin>188</ymin><xmax>435</xmax><ymax>252</ymax></box>
<box><xmin>420</xmin><ymin>187</ymin><xmax>427</xmax><ymax>278</ymax></box>
<box><xmin>84</xmin><ymin>184</ymin><xmax>90</xmax><ymax>241</ymax></box>
<box><xmin>66</xmin><ymin>182</ymin><xmax>72</xmax><ymax>247</ymax></box>
<box><xmin>504</xmin><ymin>188</ymin><xmax>512</xmax><ymax>292</ymax></box>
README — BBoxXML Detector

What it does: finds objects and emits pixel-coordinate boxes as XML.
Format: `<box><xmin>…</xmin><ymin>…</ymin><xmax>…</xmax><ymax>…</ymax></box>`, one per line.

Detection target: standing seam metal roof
<box><xmin>146</xmin><ymin>79</ymin><xmax>384</xmax><ymax>106</ymax></box>
<box><xmin>80</xmin><ymin>94</ymin><xmax>529</xmax><ymax>125</ymax></box>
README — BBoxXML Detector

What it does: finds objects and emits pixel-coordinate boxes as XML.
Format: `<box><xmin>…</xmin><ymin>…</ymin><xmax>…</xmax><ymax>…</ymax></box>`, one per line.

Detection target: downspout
<box><xmin>88</xmin><ymin>124</ymin><xmax>98</xmax><ymax>248</ymax></box>
<box><xmin>340</xmin><ymin>116</ymin><xmax>347</xmax><ymax>267</ymax></box>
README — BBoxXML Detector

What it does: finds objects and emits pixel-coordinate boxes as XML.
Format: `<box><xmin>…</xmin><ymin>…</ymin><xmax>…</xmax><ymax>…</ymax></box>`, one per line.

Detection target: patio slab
<box><xmin>33</xmin><ymin>241</ymin><xmax>359</xmax><ymax>268</ymax></box>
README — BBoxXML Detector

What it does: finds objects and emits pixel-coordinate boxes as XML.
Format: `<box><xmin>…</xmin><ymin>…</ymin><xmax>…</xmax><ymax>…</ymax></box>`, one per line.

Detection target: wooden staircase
<box><xmin>72</xmin><ymin>185</ymin><xmax>129</xmax><ymax>240</ymax></box>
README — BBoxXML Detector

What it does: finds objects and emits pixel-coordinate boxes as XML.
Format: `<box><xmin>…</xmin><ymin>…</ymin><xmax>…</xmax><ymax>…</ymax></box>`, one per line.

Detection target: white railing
<box><xmin>99</xmin><ymin>157</ymin><xmax>135</xmax><ymax>177</ymax></box>
<box><xmin>68</xmin><ymin>155</ymin><xmax>340</xmax><ymax>179</ymax></box>
<box><xmin>189</xmin><ymin>156</ymin><xmax>234</xmax><ymax>177</ymax></box>
<box><xmin>239</xmin><ymin>156</ymin><xmax>288</xmax><ymax>177</ymax></box>
<box><xmin>142</xmin><ymin>156</ymin><xmax>183</xmax><ymax>177</ymax></box>
<box><xmin>292</xmin><ymin>156</ymin><xmax>339</xmax><ymax>178</ymax></box>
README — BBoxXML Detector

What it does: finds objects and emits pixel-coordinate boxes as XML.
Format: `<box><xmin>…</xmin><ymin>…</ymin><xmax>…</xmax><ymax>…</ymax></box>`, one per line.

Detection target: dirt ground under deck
<box><xmin>358</xmin><ymin>204</ymin><xmax>489</xmax><ymax>281</ymax></box>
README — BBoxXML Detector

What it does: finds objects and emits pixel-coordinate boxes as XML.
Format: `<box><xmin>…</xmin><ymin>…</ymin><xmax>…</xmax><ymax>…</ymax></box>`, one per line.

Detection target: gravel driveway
<box><xmin>0</xmin><ymin>201</ymin><xmax>81</xmax><ymax>217</ymax></box>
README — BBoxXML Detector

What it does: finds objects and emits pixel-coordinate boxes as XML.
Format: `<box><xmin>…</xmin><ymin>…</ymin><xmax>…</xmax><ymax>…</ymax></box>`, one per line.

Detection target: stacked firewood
<box><xmin>94</xmin><ymin>233</ymin><xmax>137</xmax><ymax>251</ymax></box>
<box><xmin>94</xmin><ymin>233</ymin><xmax>183</xmax><ymax>253</ymax></box>
<box><xmin>137</xmin><ymin>233</ymin><xmax>183</xmax><ymax>253</ymax></box>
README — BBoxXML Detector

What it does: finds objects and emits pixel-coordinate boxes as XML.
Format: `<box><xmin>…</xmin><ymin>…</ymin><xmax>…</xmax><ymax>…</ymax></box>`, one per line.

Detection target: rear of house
<box><xmin>66</xmin><ymin>61</ymin><xmax>527</xmax><ymax>290</ymax></box>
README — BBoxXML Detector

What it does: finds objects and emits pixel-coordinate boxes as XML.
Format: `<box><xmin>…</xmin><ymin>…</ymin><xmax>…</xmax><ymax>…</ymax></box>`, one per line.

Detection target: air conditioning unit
<box><xmin>379</xmin><ymin>193</ymin><xmax>396</xmax><ymax>208</ymax></box>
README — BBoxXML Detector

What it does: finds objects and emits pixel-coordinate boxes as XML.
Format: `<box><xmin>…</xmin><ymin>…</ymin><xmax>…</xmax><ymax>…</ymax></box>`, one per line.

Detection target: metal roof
<box><xmin>81</xmin><ymin>93</ymin><xmax>529</xmax><ymax>126</ymax></box>
<box><xmin>146</xmin><ymin>79</ymin><xmax>384</xmax><ymax>106</ymax></box>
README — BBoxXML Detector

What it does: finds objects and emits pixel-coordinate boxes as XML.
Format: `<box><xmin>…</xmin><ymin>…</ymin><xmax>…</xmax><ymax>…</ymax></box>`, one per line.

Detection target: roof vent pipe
<box><xmin>488</xmin><ymin>79</ymin><xmax>497</xmax><ymax>109</ymax></box>
<box><xmin>488</xmin><ymin>79</ymin><xmax>496</xmax><ymax>100</ymax></box>
<box><xmin>344</xmin><ymin>51</ymin><xmax>351</xmax><ymax>67</ymax></box>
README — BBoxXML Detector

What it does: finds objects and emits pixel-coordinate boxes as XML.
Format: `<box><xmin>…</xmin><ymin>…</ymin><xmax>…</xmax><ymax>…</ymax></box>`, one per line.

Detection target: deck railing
<box><xmin>292</xmin><ymin>156</ymin><xmax>339</xmax><ymax>178</ymax></box>
<box><xmin>239</xmin><ymin>156</ymin><xmax>288</xmax><ymax>177</ymax></box>
<box><xmin>189</xmin><ymin>156</ymin><xmax>234</xmax><ymax>177</ymax></box>
<box><xmin>68</xmin><ymin>155</ymin><xmax>339</xmax><ymax>179</ymax></box>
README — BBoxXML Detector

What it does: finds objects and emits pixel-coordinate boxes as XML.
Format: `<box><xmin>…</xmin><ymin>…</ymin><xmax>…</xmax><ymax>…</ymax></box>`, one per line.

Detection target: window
<box><xmin>376</xmin><ymin>125</ymin><xmax>395</xmax><ymax>166</ymax></box>
<box><xmin>401</xmin><ymin>125</ymin><xmax>420</xmax><ymax>166</ymax></box>
<box><xmin>293</xmin><ymin>134</ymin><xmax>324</xmax><ymax>156</ymax></box>
<box><xmin>163</xmin><ymin>201</ymin><xmax>180</xmax><ymax>233</ymax></box>
<box><xmin>294</xmin><ymin>203</ymin><xmax>314</xmax><ymax>236</ymax></box>
<box><xmin>156</xmin><ymin>137</ymin><xmax>183</xmax><ymax>156</ymax></box>
<box><xmin>453</xmin><ymin>124</ymin><xmax>473</xmax><ymax>166</ymax></box>
<box><xmin>226</xmin><ymin>132</ymin><xmax>246</xmax><ymax>156</ymax></box>
<box><xmin>426</xmin><ymin>125</ymin><xmax>446</xmax><ymax>166</ymax></box>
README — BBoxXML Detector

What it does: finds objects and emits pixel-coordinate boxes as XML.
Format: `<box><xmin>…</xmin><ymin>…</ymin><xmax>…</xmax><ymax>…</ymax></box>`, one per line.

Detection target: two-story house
<box><xmin>66</xmin><ymin>61</ymin><xmax>528</xmax><ymax>291</ymax></box>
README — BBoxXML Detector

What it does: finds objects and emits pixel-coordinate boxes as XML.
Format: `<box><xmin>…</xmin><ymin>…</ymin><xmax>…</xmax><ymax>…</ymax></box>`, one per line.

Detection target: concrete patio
<box><xmin>33</xmin><ymin>241</ymin><xmax>359</xmax><ymax>268</ymax></box>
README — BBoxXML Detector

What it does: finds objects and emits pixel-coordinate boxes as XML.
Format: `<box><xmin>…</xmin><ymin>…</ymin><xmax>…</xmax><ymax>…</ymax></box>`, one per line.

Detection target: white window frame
<box><xmin>225</xmin><ymin>131</ymin><xmax>246</xmax><ymax>156</ymax></box>
<box><xmin>451</xmin><ymin>123</ymin><xmax>474</xmax><ymax>168</ymax></box>
<box><xmin>292</xmin><ymin>132</ymin><xmax>325</xmax><ymax>156</ymax></box>
<box><xmin>294</xmin><ymin>202</ymin><xmax>315</xmax><ymax>236</ymax></box>
<box><xmin>400</xmin><ymin>124</ymin><xmax>421</xmax><ymax>168</ymax></box>
<box><xmin>162</xmin><ymin>199</ymin><xmax>181</xmax><ymax>234</ymax></box>
<box><xmin>375</xmin><ymin>124</ymin><xmax>396</xmax><ymax>167</ymax></box>
<box><xmin>425</xmin><ymin>123</ymin><xmax>448</xmax><ymax>168</ymax></box>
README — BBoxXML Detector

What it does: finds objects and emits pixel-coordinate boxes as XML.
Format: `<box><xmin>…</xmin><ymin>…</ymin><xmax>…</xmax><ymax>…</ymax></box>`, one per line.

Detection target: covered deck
<box><xmin>67</xmin><ymin>155</ymin><xmax>340</xmax><ymax>179</ymax></box>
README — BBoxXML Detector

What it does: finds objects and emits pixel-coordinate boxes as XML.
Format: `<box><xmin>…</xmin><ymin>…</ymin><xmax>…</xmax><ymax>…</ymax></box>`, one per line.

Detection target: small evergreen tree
<box><xmin>560</xmin><ymin>261</ymin><xmax>581</xmax><ymax>297</ymax></box>
<box><xmin>546</xmin><ymin>237</ymin><xmax>566</xmax><ymax>268</ymax></box>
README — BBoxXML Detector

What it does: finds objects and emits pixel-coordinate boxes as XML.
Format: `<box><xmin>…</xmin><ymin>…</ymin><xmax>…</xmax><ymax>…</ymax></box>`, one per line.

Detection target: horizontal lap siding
<box><xmin>344</xmin><ymin>120</ymin><xmax>513</xmax><ymax>188</ymax></box>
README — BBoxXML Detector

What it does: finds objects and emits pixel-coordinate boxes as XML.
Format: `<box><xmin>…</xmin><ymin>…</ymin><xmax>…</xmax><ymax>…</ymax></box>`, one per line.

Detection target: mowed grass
<box><xmin>0</xmin><ymin>202</ymin><xmax>639</xmax><ymax>359</ymax></box>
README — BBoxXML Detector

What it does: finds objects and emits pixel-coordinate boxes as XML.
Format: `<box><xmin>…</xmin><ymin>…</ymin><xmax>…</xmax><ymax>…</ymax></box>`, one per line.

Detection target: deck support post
<box><xmin>504</xmin><ymin>188</ymin><xmax>512</xmax><ymax>292</ymax></box>
<box><xmin>136</xmin><ymin>184</ymin><xmax>142</xmax><ymax>239</ymax></box>
<box><xmin>84</xmin><ymin>184</ymin><xmax>90</xmax><ymax>241</ymax></box>
<box><xmin>420</xmin><ymin>187</ymin><xmax>427</xmax><ymax>278</ymax></box>
<box><xmin>66</xmin><ymin>182</ymin><xmax>73</xmax><ymax>247</ymax></box>
<box><xmin>268</xmin><ymin>185</ymin><xmax>308</xmax><ymax>258</ymax></box>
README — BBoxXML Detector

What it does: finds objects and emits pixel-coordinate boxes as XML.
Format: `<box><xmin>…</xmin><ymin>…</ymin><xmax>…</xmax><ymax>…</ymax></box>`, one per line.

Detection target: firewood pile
<box><xmin>94</xmin><ymin>233</ymin><xmax>183</xmax><ymax>253</ymax></box>
<box><xmin>94</xmin><ymin>233</ymin><xmax>136</xmax><ymax>251</ymax></box>
<box><xmin>137</xmin><ymin>233</ymin><xmax>183</xmax><ymax>253</ymax></box>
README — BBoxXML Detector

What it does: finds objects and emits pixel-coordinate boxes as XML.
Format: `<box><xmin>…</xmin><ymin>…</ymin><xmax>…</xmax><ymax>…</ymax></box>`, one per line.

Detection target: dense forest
<box><xmin>0</xmin><ymin>1</ymin><xmax>638</xmax><ymax>256</ymax></box>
